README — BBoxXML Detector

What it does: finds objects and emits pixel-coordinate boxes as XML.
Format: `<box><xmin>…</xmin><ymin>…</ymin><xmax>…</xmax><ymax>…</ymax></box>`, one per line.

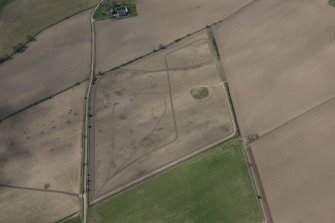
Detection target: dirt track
<box><xmin>95</xmin><ymin>0</ymin><xmax>252</xmax><ymax>72</ymax></box>
<box><xmin>0</xmin><ymin>83</ymin><xmax>86</xmax><ymax>223</ymax></box>
<box><xmin>0</xmin><ymin>10</ymin><xmax>91</xmax><ymax>120</ymax></box>
<box><xmin>90</xmin><ymin>31</ymin><xmax>235</xmax><ymax>202</ymax></box>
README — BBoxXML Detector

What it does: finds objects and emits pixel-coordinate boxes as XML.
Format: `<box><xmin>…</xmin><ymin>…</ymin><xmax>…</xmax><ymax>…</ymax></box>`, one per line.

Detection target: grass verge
<box><xmin>94</xmin><ymin>4</ymin><xmax>109</xmax><ymax>20</ymax></box>
<box><xmin>330</xmin><ymin>0</ymin><xmax>335</xmax><ymax>6</ymax></box>
<box><xmin>88</xmin><ymin>138</ymin><xmax>262</xmax><ymax>223</ymax></box>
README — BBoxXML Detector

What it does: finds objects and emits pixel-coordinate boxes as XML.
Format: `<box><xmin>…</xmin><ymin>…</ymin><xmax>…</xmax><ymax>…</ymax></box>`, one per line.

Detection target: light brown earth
<box><xmin>0</xmin><ymin>10</ymin><xmax>91</xmax><ymax>120</ymax></box>
<box><xmin>250</xmin><ymin>97</ymin><xmax>335</xmax><ymax>223</ymax></box>
<box><xmin>90</xmin><ymin>31</ymin><xmax>235</xmax><ymax>202</ymax></box>
<box><xmin>214</xmin><ymin>0</ymin><xmax>335</xmax><ymax>137</ymax></box>
<box><xmin>95</xmin><ymin>0</ymin><xmax>252</xmax><ymax>72</ymax></box>
<box><xmin>0</xmin><ymin>83</ymin><xmax>86</xmax><ymax>223</ymax></box>
<box><xmin>0</xmin><ymin>188</ymin><xmax>80</xmax><ymax>223</ymax></box>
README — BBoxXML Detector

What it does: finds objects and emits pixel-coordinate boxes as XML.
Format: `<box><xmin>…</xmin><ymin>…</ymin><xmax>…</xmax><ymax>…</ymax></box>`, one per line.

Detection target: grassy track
<box><xmin>0</xmin><ymin>0</ymin><xmax>99</xmax><ymax>57</ymax></box>
<box><xmin>88</xmin><ymin>138</ymin><xmax>262</xmax><ymax>223</ymax></box>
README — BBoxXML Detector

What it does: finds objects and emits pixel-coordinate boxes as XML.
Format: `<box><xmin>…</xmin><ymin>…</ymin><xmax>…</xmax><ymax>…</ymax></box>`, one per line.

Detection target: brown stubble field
<box><xmin>0</xmin><ymin>10</ymin><xmax>92</xmax><ymax>120</ymax></box>
<box><xmin>214</xmin><ymin>0</ymin><xmax>335</xmax><ymax>137</ymax></box>
<box><xmin>213</xmin><ymin>0</ymin><xmax>335</xmax><ymax>222</ymax></box>
<box><xmin>90</xmin><ymin>31</ymin><xmax>235</xmax><ymax>202</ymax></box>
<box><xmin>250</xmin><ymin>98</ymin><xmax>335</xmax><ymax>223</ymax></box>
<box><xmin>95</xmin><ymin>0</ymin><xmax>252</xmax><ymax>72</ymax></box>
<box><xmin>0</xmin><ymin>83</ymin><xmax>86</xmax><ymax>223</ymax></box>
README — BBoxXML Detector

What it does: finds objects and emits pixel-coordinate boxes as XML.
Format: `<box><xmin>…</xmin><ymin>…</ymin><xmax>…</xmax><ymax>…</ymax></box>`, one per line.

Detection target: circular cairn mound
<box><xmin>190</xmin><ymin>86</ymin><xmax>209</xmax><ymax>100</ymax></box>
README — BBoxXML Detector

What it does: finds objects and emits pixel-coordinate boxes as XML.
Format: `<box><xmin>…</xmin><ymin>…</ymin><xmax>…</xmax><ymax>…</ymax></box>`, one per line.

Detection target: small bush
<box><xmin>13</xmin><ymin>43</ymin><xmax>27</xmax><ymax>53</ymax></box>
<box><xmin>158</xmin><ymin>44</ymin><xmax>166</xmax><ymax>49</ymax></box>
<box><xmin>190</xmin><ymin>86</ymin><xmax>209</xmax><ymax>100</ymax></box>
<box><xmin>0</xmin><ymin>55</ymin><xmax>9</xmax><ymax>64</ymax></box>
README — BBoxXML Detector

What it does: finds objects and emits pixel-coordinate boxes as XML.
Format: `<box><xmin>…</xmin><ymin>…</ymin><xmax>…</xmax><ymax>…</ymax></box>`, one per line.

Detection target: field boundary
<box><xmin>244</xmin><ymin>144</ymin><xmax>273</xmax><ymax>223</ymax></box>
<box><xmin>89</xmin><ymin>129</ymin><xmax>237</xmax><ymax>205</ymax></box>
<box><xmin>257</xmin><ymin>95</ymin><xmax>335</xmax><ymax>140</ymax></box>
<box><xmin>210</xmin><ymin>26</ymin><xmax>267</xmax><ymax>222</ymax></box>
<box><xmin>0</xmin><ymin>79</ymin><xmax>88</xmax><ymax>123</ymax></box>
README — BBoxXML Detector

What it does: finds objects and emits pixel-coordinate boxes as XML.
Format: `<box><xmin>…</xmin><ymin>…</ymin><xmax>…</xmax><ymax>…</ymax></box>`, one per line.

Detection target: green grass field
<box><xmin>94</xmin><ymin>4</ymin><xmax>109</xmax><ymax>20</ymax></box>
<box><xmin>88</xmin><ymin>138</ymin><xmax>263</xmax><ymax>223</ymax></box>
<box><xmin>0</xmin><ymin>0</ymin><xmax>6</xmax><ymax>14</ymax></box>
<box><xmin>0</xmin><ymin>0</ymin><xmax>99</xmax><ymax>57</ymax></box>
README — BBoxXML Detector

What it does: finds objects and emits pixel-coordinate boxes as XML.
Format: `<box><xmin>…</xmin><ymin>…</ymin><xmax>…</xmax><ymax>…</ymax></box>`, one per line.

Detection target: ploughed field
<box><xmin>214</xmin><ymin>0</ymin><xmax>335</xmax><ymax>222</ymax></box>
<box><xmin>251</xmin><ymin>98</ymin><xmax>335</xmax><ymax>223</ymax></box>
<box><xmin>0</xmin><ymin>10</ymin><xmax>92</xmax><ymax>120</ymax></box>
<box><xmin>95</xmin><ymin>0</ymin><xmax>252</xmax><ymax>72</ymax></box>
<box><xmin>215</xmin><ymin>0</ymin><xmax>335</xmax><ymax>137</ymax></box>
<box><xmin>90</xmin><ymin>31</ymin><xmax>235</xmax><ymax>202</ymax></box>
<box><xmin>0</xmin><ymin>84</ymin><xmax>86</xmax><ymax>223</ymax></box>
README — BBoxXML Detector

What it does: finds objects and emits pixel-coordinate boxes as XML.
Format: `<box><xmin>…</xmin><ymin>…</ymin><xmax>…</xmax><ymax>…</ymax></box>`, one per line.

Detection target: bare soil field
<box><xmin>0</xmin><ymin>83</ymin><xmax>86</xmax><ymax>223</ymax></box>
<box><xmin>95</xmin><ymin>0</ymin><xmax>252</xmax><ymax>72</ymax></box>
<box><xmin>0</xmin><ymin>188</ymin><xmax>80</xmax><ymax>223</ymax></box>
<box><xmin>250</xmin><ymin>97</ymin><xmax>335</xmax><ymax>223</ymax></box>
<box><xmin>90</xmin><ymin>31</ymin><xmax>235</xmax><ymax>202</ymax></box>
<box><xmin>0</xmin><ymin>0</ymin><xmax>98</xmax><ymax>57</ymax></box>
<box><xmin>214</xmin><ymin>0</ymin><xmax>335</xmax><ymax>136</ymax></box>
<box><xmin>0</xmin><ymin>10</ymin><xmax>91</xmax><ymax>120</ymax></box>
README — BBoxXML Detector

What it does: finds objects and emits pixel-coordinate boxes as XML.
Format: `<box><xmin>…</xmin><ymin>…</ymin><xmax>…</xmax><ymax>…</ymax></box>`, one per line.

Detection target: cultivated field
<box><xmin>250</xmin><ymin>98</ymin><xmax>335</xmax><ymax>223</ymax></box>
<box><xmin>95</xmin><ymin>0</ymin><xmax>252</xmax><ymax>72</ymax></box>
<box><xmin>90</xmin><ymin>31</ymin><xmax>235</xmax><ymax>202</ymax></box>
<box><xmin>214</xmin><ymin>0</ymin><xmax>335</xmax><ymax>136</ymax></box>
<box><xmin>89</xmin><ymin>139</ymin><xmax>262</xmax><ymax>223</ymax></box>
<box><xmin>0</xmin><ymin>0</ymin><xmax>98</xmax><ymax>57</ymax></box>
<box><xmin>0</xmin><ymin>10</ymin><xmax>91</xmax><ymax>120</ymax></box>
<box><xmin>0</xmin><ymin>83</ymin><xmax>86</xmax><ymax>223</ymax></box>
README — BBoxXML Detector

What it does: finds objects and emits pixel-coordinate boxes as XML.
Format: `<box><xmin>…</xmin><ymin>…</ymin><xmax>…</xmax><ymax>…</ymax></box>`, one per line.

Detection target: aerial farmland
<box><xmin>0</xmin><ymin>10</ymin><xmax>92</xmax><ymax>120</ymax></box>
<box><xmin>95</xmin><ymin>0</ymin><xmax>252</xmax><ymax>72</ymax></box>
<box><xmin>1</xmin><ymin>0</ymin><xmax>335</xmax><ymax>222</ymax></box>
<box><xmin>0</xmin><ymin>84</ymin><xmax>86</xmax><ymax>223</ymax></box>
<box><xmin>215</xmin><ymin>0</ymin><xmax>335</xmax><ymax>222</ymax></box>
<box><xmin>90</xmin><ymin>31</ymin><xmax>235</xmax><ymax>202</ymax></box>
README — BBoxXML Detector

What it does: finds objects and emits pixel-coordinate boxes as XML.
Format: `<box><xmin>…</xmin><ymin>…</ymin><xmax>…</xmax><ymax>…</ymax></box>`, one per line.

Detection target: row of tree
<box><xmin>0</xmin><ymin>35</ymin><xmax>36</xmax><ymax>64</ymax></box>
